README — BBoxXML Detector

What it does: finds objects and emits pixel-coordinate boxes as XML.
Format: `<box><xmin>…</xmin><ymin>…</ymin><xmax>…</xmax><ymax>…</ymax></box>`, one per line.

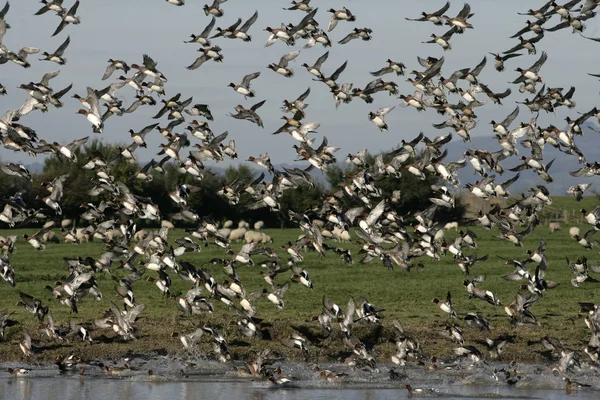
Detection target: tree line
<box><xmin>0</xmin><ymin>139</ymin><xmax>465</xmax><ymax>229</ymax></box>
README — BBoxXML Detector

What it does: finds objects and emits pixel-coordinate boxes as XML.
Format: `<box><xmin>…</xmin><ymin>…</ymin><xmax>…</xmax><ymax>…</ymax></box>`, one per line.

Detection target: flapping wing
<box><xmin>241</xmin><ymin>71</ymin><xmax>261</xmax><ymax>87</ymax></box>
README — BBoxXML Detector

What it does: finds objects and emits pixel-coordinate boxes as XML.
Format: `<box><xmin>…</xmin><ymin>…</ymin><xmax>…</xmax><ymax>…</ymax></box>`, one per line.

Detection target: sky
<box><xmin>1</xmin><ymin>0</ymin><xmax>600</xmax><ymax>185</ymax></box>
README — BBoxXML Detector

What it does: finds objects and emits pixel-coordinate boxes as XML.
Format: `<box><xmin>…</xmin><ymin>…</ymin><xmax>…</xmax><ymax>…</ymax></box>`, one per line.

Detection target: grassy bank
<box><xmin>0</xmin><ymin>199</ymin><xmax>598</xmax><ymax>365</ymax></box>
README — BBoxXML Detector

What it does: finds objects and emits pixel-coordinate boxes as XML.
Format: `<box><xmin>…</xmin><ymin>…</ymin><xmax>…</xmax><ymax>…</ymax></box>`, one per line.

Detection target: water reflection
<box><xmin>2</xmin><ymin>378</ymin><xmax>599</xmax><ymax>400</ymax></box>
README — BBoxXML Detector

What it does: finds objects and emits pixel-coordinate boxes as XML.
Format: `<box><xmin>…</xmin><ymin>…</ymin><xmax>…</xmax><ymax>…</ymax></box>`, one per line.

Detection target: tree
<box><xmin>37</xmin><ymin>139</ymin><xmax>141</xmax><ymax>219</ymax></box>
<box><xmin>325</xmin><ymin>148</ymin><xmax>466</xmax><ymax>223</ymax></box>
<box><xmin>278</xmin><ymin>183</ymin><xmax>325</xmax><ymax>227</ymax></box>
<box><xmin>324</xmin><ymin>163</ymin><xmax>345</xmax><ymax>189</ymax></box>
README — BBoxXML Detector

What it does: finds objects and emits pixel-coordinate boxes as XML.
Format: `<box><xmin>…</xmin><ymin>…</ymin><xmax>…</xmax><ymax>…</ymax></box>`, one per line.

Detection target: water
<box><xmin>1</xmin><ymin>359</ymin><xmax>599</xmax><ymax>400</ymax></box>
<box><xmin>2</xmin><ymin>377</ymin><xmax>598</xmax><ymax>400</ymax></box>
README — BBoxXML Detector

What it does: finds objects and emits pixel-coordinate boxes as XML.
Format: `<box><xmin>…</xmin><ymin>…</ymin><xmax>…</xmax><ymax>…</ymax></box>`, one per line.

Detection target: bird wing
<box><xmin>471</xmin><ymin>56</ymin><xmax>487</xmax><ymax>76</ymax></box>
<box><xmin>456</xmin><ymin>3</ymin><xmax>471</xmax><ymax>19</ymax></box>
<box><xmin>125</xmin><ymin>303</ymin><xmax>146</xmax><ymax>323</ymax></box>
<box><xmin>441</xmin><ymin>26</ymin><xmax>458</xmax><ymax>40</ymax></box>
<box><xmin>330</xmin><ymin>60</ymin><xmax>348</xmax><ymax>81</ymax></box>
<box><xmin>55</xmin><ymin>36</ymin><xmax>71</xmax><ymax>56</ymax></box>
<box><xmin>143</xmin><ymin>54</ymin><xmax>158</xmax><ymax>70</ymax></box>
<box><xmin>87</xmin><ymin>90</ymin><xmax>101</xmax><ymax>117</ymax></box>
<box><xmin>581</xmin><ymin>33</ymin><xmax>600</xmax><ymax>42</ymax></box>
<box><xmin>370</xmin><ymin>66</ymin><xmax>392</xmax><ymax>77</ymax></box>
<box><xmin>420</xmin><ymin>56</ymin><xmax>445</xmax><ymax>82</ymax></box>
<box><xmin>377</xmin><ymin>106</ymin><xmax>395</xmax><ymax>117</ymax></box>
<box><xmin>200</xmin><ymin>16</ymin><xmax>216</xmax><ymax>37</ymax></box>
<box><xmin>250</xmin><ymin>99</ymin><xmax>266</xmax><ymax>111</ymax></box>
<box><xmin>186</xmin><ymin>54</ymin><xmax>208</xmax><ymax>70</ymax></box>
<box><xmin>18</xmin><ymin>47</ymin><xmax>40</xmax><ymax>58</ymax></box>
<box><xmin>327</xmin><ymin>14</ymin><xmax>339</xmax><ymax>32</ymax></box>
<box><xmin>68</xmin><ymin>0</ymin><xmax>80</xmax><ymax>16</ymax></box>
<box><xmin>102</xmin><ymin>64</ymin><xmax>116</xmax><ymax>80</ymax></box>
<box><xmin>240</xmin><ymin>10</ymin><xmax>259</xmax><ymax>32</ymax></box>
<box><xmin>0</xmin><ymin>18</ymin><xmax>6</xmax><ymax>43</ymax></box>
<box><xmin>502</xmin><ymin>42</ymin><xmax>524</xmax><ymax>54</ymax></box>
<box><xmin>338</xmin><ymin>32</ymin><xmax>355</xmax><ymax>44</ymax></box>
<box><xmin>545</xmin><ymin>21</ymin><xmax>569</xmax><ymax>32</ymax></box>
<box><xmin>53</xmin><ymin>83</ymin><xmax>73</xmax><ymax>99</ymax></box>
<box><xmin>52</xmin><ymin>20</ymin><xmax>68</xmax><ymax>37</ymax></box>
<box><xmin>500</xmin><ymin>105</ymin><xmax>520</xmax><ymax>128</ymax></box>
<box><xmin>241</xmin><ymin>71</ymin><xmax>260</xmax><ymax>87</ymax></box>
<box><xmin>529</xmin><ymin>51</ymin><xmax>548</xmax><ymax>73</ymax></box>
<box><xmin>0</xmin><ymin>1</ymin><xmax>8</xmax><ymax>19</ymax></box>
<box><xmin>296</xmin><ymin>87</ymin><xmax>311</xmax><ymax>103</ymax></box>
<box><xmin>432</xmin><ymin>1</ymin><xmax>451</xmax><ymax>16</ymax></box>
<box><xmin>41</xmin><ymin>70</ymin><xmax>60</xmax><ymax>86</ymax></box>
<box><xmin>313</xmin><ymin>51</ymin><xmax>329</xmax><ymax>69</ymax></box>
<box><xmin>279</xmin><ymin>50</ymin><xmax>300</xmax><ymax>67</ymax></box>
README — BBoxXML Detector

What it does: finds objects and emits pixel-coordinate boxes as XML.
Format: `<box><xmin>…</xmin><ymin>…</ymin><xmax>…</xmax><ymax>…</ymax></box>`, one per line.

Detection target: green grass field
<box><xmin>0</xmin><ymin>196</ymin><xmax>599</xmax><ymax>365</ymax></box>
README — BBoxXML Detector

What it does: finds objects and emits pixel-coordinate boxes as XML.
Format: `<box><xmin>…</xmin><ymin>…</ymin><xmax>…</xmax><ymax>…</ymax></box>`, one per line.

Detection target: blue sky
<box><xmin>0</xmin><ymin>0</ymin><xmax>599</xmax><ymax>178</ymax></box>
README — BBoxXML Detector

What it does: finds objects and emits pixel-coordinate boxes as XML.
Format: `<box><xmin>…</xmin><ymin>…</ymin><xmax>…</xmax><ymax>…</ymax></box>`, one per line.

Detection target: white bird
<box><xmin>368</xmin><ymin>106</ymin><xmax>395</xmax><ymax>131</ymax></box>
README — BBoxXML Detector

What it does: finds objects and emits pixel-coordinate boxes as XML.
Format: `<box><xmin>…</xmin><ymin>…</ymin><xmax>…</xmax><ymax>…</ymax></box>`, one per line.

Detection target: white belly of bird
<box><xmin>267</xmin><ymin>293</ymin><xmax>279</xmax><ymax>305</ymax></box>
<box><xmin>60</xmin><ymin>147</ymin><xmax>73</xmax><ymax>159</ymax></box>
<box><xmin>527</xmin><ymin>160</ymin><xmax>542</xmax><ymax>169</ymax></box>
<box><xmin>240</xmin><ymin>300</ymin><xmax>255</xmax><ymax>314</ymax></box>
<box><xmin>206</xmin><ymin>49</ymin><xmax>219</xmax><ymax>58</ymax></box>
<box><xmin>165</xmin><ymin>148</ymin><xmax>178</xmax><ymax>159</ymax></box>
<box><xmin>435</xmin><ymin>38</ymin><xmax>449</xmax><ymax>47</ymax></box>
<box><xmin>228</xmin><ymin>282</ymin><xmax>242</xmax><ymax>296</ymax></box>
<box><xmin>307</xmin><ymin>68</ymin><xmax>321</xmax><ymax>77</ymax></box>
<box><xmin>469</xmin><ymin>158</ymin><xmax>482</xmax><ymax>172</ymax></box>
<box><xmin>408</xmin><ymin>99</ymin><xmax>422</xmax><ymax>108</ymax></box>
<box><xmin>407</xmin><ymin>166</ymin><xmax>423</xmax><ymax>178</ymax></box>
<box><xmin>86</xmin><ymin>113</ymin><xmax>101</xmax><ymax>128</ymax></box>
<box><xmin>452</xmin><ymin>20</ymin><xmax>469</xmax><ymax>29</ymax></box>
<box><xmin>524</xmin><ymin>71</ymin><xmax>538</xmax><ymax>80</ymax></box>
<box><xmin>462</xmin><ymin>92</ymin><xmax>476</xmax><ymax>103</ymax></box>
<box><xmin>444</xmin><ymin>82</ymin><xmax>456</xmax><ymax>92</ymax></box>
<box><xmin>276</xmin><ymin>67</ymin><xmax>291</xmax><ymax>76</ymax></box>
<box><xmin>499</xmin><ymin>141</ymin><xmax>514</xmax><ymax>152</ymax></box>
<box><xmin>45</xmin><ymin>198</ymin><xmax>60</xmax><ymax>211</ymax></box>
<box><xmin>558</xmin><ymin>131</ymin><xmax>573</xmax><ymax>146</ymax></box>
<box><xmin>290</xmin><ymin>130</ymin><xmax>307</xmax><ymax>142</ymax></box>
<box><xmin>264</xmin><ymin>196</ymin><xmax>277</xmax><ymax>208</ymax></box>
<box><xmin>440</xmin><ymin>303</ymin><xmax>451</xmax><ymax>314</ymax></box>
<box><xmin>493</xmin><ymin>186</ymin><xmax>506</xmax><ymax>197</ymax></box>
<box><xmin>308</xmin><ymin>157</ymin><xmax>323</xmax><ymax>169</ymax></box>
<box><xmin>128</xmin><ymin>81</ymin><xmax>142</xmax><ymax>91</ymax></box>
<box><xmin>471</xmin><ymin>187</ymin><xmax>487</xmax><ymax>199</ymax></box>
<box><xmin>437</xmin><ymin>165</ymin><xmax>450</xmax><ymax>179</ymax></box>
<box><xmin>372</xmin><ymin>116</ymin><xmax>385</xmax><ymax>129</ymax></box>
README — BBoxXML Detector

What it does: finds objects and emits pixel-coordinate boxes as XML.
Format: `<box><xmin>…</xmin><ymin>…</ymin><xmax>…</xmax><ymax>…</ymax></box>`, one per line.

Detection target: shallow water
<box><xmin>1</xmin><ymin>358</ymin><xmax>599</xmax><ymax>400</ymax></box>
<box><xmin>1</xmin><ymin>377</ymin><xmax>598</xmax><ymax>400</ymax></box>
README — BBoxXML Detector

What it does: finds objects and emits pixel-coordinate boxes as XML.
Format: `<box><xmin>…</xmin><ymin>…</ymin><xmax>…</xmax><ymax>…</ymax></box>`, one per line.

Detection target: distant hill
<box><xmin>446</xmin><ymin>123</ymin><xmax>600</xmax><ymax>196</ymax></box>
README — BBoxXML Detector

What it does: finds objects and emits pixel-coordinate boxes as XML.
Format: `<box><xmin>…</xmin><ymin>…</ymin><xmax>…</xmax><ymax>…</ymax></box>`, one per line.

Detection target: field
<box><xmin>0</xmin><ymin>196</ymin><xmax>599</xmax><ymax>365</ymax></box>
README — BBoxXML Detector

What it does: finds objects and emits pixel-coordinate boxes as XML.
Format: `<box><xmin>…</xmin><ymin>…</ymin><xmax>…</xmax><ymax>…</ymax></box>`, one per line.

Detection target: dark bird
<box><xmin>52</xmin><ymin>0</ymin><xmax>80</xmax><ymax>37</ymax></box>
<box><xmin>229</xmin><ymin>100</ymin><xmax>266</xmax><ymax>128</ymax></box>
<box><xmin>405</xmin><ymin>2</ymin><xmax>450</xmax><ymax>25</ymax></box>
<box><xmin>40</xmin><ymin>35</ymin><xmax>70</xmax><ymax>65</ymax></box>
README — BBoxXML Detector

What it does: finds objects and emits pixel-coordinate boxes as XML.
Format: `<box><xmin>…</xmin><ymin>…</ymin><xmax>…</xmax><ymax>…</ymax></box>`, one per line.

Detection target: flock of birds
<box><xmin>0</xmin><ymin>0</ymin><xmax>600</xmax><ymax>390</ymax></box>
